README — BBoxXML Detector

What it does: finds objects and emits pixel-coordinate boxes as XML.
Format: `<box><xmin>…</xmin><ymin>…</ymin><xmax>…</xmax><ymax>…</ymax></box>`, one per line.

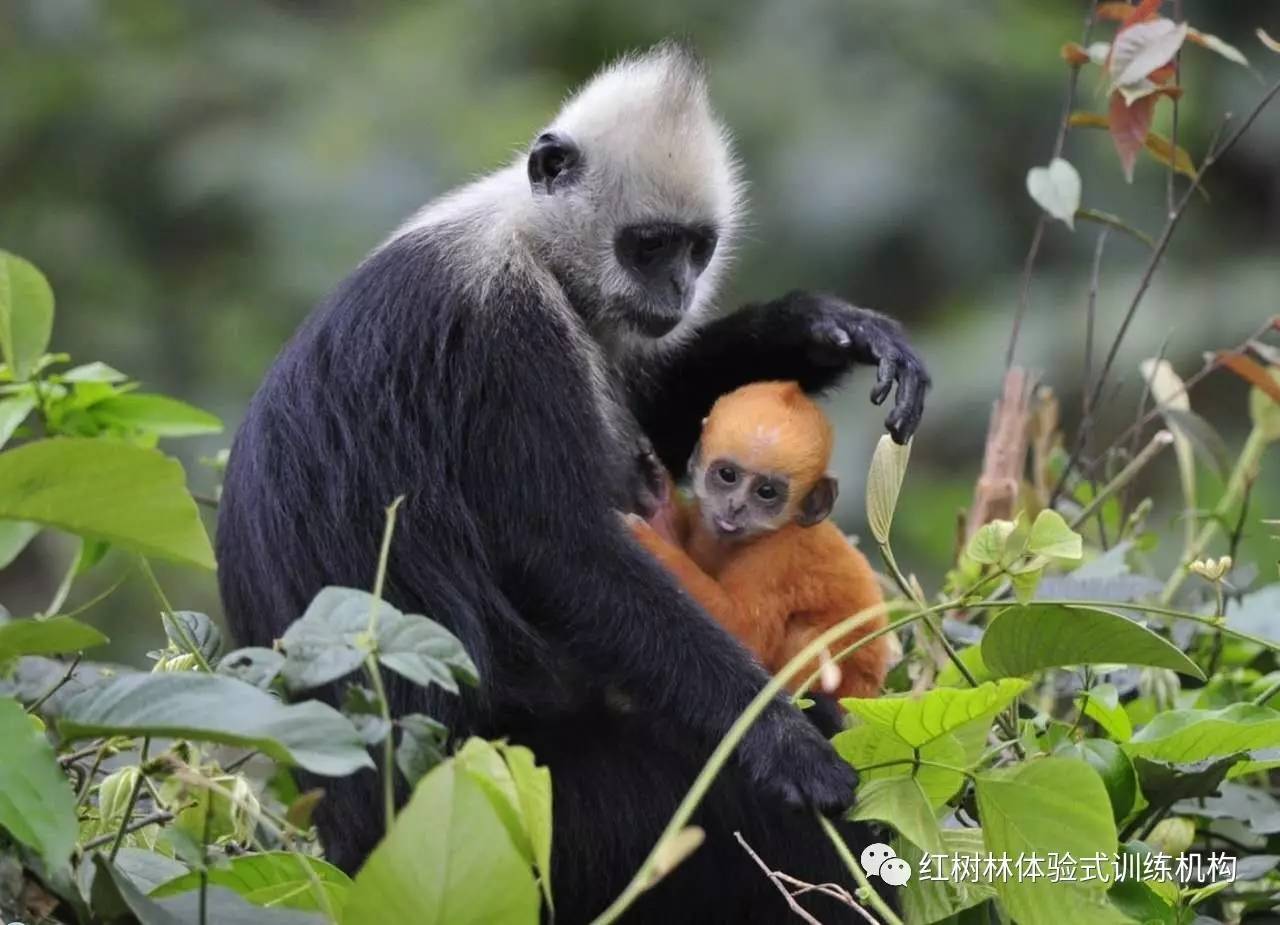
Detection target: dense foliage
<box><xmin>1</xmin><ymin>5</ymin><xmax>1279</xmax><ymax>925</ymax></box>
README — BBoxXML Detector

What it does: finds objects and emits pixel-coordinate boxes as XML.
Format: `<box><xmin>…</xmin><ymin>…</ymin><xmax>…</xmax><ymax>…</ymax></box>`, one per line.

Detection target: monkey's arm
<box><xmin>626</xmin><ymin>516</ymin><xmax>785</xmax><ymax>661</ymax></box>
<box><xmin>633</xmin><ymin>292</ymin><xmax>929</xmax><ymax>470</ymax></box>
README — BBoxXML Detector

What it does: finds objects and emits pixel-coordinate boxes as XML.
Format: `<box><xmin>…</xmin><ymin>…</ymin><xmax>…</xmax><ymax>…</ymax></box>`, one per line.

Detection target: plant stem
<box><xmin>1160</xmin><ymin>424</ymin><xmax>1271</xmax><ymax>605</ymax></box>
<box><xmin>139</xmin><ymin>558</ymin><xmax>212</xmax><ymax>673</ymax></box>
<box><xmin>818</xmin><ymin>815</ymin><xmax>905</xmax><ymax>925</ymax></box>
<box><xmin>26</xmin><ymin>654</ymin><xmax>81</xmax><ymax>714</ymax></box>
<box><xmin>106</xmin><ymin>737</ymin><xmax>149</xmax><ymax>863</ymax></box>
<box><xmin>592</xmin><ymin>602</ymin><xmax>913</xmax><ymax>925</ymax></box>
<box><xmin>43</xmin><ymin>542</ymin><xmax>82</xmax><ymax>616</ymax></box>
<box><xmin>1252</xmin><ymin>676</ymin><xmax>1280</xmax><ymax>707</ymax></box>
<box><xmin>366</xmin><ymin>656</ymin><xmax>396</xmax><ymax>831</ymax></box>
<box><xmin>1068</xmin><ymin>430</ymin><xmax>1174</xmax><ymax>529</ymax></box>
<box><xmin>80</xmin><ymin>810</ymin><xmax>174</xmax><ymax>850</ymax></box>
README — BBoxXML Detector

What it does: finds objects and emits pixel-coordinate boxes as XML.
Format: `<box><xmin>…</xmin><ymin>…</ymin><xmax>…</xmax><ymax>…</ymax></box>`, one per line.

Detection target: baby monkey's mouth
<box><xmin>712</xmin><ymin>515</ymin><xmax>742</xmax><ymax>536</ymax></box>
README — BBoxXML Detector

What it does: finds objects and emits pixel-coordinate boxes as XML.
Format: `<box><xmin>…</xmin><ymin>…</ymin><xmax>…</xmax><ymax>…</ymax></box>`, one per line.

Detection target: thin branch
<box><xmin>26</xmin><ymin>655</ymin><xmax>82</xmax><ymax>714</ymax></box>
<box><xmin>735</xmin><ymin>832</ymin><xmax>865</xmax><ymax>925</ymax></box>
<box><xmin>1005</xmin><ymin>0</ymin><xmax>1100</xmax><ymax>369</ymax></box>
<box><xmin>1167</xmin><ymin>0</ymin><xmax>1183</xmax><ymax>218</ymax></box>
<box><xmin>81</xmin><ymin>810</ymin><xmax>174</xmax><ymax>851</ymax></box>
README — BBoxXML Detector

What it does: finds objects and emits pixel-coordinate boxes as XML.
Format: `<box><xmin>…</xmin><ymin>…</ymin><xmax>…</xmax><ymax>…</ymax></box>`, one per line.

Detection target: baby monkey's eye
<box><xmin>756</xmin><ymin>483</ymin><xmax>778</xmax><ymax>501</ymax></box>
<box><xmin>718</xmin><ymin>466</ymin><xmax>737</xmax><ymax>484</ymax></box>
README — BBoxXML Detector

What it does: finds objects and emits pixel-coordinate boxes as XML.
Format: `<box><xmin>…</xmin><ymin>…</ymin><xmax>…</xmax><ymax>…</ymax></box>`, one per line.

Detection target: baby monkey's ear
<box><xmin>686</xmin><ymin>440</ymin><xmax>702</xmax><ymax>476</ymax></box>
<box><xmin>796</xmin><ymin>475</ymin><xmax>838</xmax><ymax>527</ymax></box>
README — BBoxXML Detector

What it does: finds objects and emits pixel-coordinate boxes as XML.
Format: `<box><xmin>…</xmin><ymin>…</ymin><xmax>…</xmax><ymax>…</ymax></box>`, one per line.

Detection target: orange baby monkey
<box><xmin>629</xmin><ymin>381</ymin><xmax>893</xmax><ymax>701</ymax></box>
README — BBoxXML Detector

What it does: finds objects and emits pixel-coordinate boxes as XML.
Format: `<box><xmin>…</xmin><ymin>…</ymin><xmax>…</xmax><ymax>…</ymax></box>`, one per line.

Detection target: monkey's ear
<box><xmin>686</xmin><ymin>440</ymin><xmax>702</xmax><ymax>477</ymax></box>
<box><xmin>528</xmin><ymin>132</ymin><xmax>582</xmax><ymax>195</ymax></box>
<box><xmin>796</xmin><ymin>476</ymin><xmax>838</xmax><ymax>527</ymax></box>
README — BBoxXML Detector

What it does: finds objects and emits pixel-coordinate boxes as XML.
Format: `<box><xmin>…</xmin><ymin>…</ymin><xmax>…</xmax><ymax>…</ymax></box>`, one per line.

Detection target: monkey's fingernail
<box><xmin>831</xmin><ymin>330</ymin><xmax>852</xmax><ymax>348</ymax></box>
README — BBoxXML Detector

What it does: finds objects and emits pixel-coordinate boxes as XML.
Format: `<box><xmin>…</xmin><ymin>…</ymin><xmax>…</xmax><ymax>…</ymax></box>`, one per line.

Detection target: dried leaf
<box><xmin>1218</xmin><ymin>352</ymin><xmax>1280</xmax><ymax>404</ymax></box>
<box><xmin>1260</xmin><ymin>28</ymin><xmax>1280</xmax><ymax>55</ymax></box>
<box><xmin>1071</xmin><ymin>111</ymin><xmax>1197</xmax><ymax>183</ymax></box>
<box><xmin>1096</xmin><ymin>0</ymin><xmax>1162</xmax><ymax>26</ymax></box>
<box><xmin>1109</xmin><ymin>19</ymin><xmax>1188</xmax><ymax>90</ymax></box>
<box><xmin>1108</xmin><ymin>91</ymin><xmax>1156</xmax><ymax>182</ymax></box>
<box><xmin>1187</xmin><ymin>28</ymin><xmax>1250</xmax><ymax>67</ymax></box>
<box><xmin>1026</xmin><ymin>158</ymin><xmax>1082</xmax><ymax>229</ymax></box>
<box><xmin>1117</xmin><ymin>80</ymin><xmax>1182</xmax><ymax>106</ymax></box>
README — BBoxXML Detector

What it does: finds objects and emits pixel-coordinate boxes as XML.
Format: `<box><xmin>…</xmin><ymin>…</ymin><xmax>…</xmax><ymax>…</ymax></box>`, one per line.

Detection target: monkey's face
<box><xmin>693</xmin><ymin>456</ymin><xmax>794</xmax><ymax>542</ymax></box>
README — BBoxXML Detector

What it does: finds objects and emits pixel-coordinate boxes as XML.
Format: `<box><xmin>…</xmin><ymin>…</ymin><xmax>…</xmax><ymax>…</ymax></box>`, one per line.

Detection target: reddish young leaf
<box><xmin>1108</xmin><ymin>91</ymin><xmax>1156</xmax><ymax>181</ymax></box>
<box><xmin>1218</xmin><ymin>352</ymin><xmax>1280</xmax><ymax>405</ymax></box>
<box><xmin>1070</xmin><ymin>110</ymin><xmax>1198</xmax><ymax>182</ymax></box>
<box><xmin>1097</xmin><ymin>1</ymin><xmax>1162</xmax><ymax>25</ymax></box>
<box><xmin>1148</xmin><ymin>64</ymin><xmax>1176</xmax><ymax>84</ymax></box>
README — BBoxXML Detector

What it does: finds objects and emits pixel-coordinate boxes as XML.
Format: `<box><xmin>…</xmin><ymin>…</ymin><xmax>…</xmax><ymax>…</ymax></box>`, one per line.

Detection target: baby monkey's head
<box><xmin>690</xmin><ymin>381</ymin><xmax>837</xmax><ymax>543</ymax></box>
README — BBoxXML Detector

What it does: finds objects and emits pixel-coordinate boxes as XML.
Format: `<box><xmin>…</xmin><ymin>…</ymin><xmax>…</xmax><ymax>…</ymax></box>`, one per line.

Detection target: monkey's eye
<box><xmin>756</xmin><ymin>483</ymin><xmax>778</xmax><ymax>501</ymax></box>
<box><xmin>690</xmin><ymin>231</ymin><xmax>718</xmax><ymax>269</ymax></box>
<box><xmin>717</xmin><ymin>466</ymin><xmax>737</xmax><ymax>484</ymax></box>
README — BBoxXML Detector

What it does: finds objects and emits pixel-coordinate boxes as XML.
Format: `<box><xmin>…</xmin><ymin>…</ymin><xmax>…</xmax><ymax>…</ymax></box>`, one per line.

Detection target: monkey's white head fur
<box><xmin>530</xmin><ymin>41</ymin><xmax>746</xmax><ymax>334</ymax></box>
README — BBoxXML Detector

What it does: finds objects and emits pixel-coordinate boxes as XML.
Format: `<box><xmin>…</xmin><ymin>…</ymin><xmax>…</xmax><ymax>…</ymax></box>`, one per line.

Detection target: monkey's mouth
<box><xmin>712</xmin><ymin>516</ymin><xmax>742</xmax><ymax>536</ymax></box>
<box><xmin>627</xmin><ymin>310</ymin><xmax>681</xmax><ymax>338</ymax></box>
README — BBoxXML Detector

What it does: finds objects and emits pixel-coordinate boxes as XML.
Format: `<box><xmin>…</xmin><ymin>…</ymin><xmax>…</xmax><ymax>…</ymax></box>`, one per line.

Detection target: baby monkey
<box><xmin>629</xmin><ymin>381</ymin><xmax>893</xmax><ymax>701</ymax></box>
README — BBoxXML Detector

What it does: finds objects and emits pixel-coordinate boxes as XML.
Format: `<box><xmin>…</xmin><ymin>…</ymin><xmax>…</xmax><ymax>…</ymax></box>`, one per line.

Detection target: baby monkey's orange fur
<box><xmin>630</xmin><ymin>382</ymin><xmax>892</xmax><ymax>701</ymax></box>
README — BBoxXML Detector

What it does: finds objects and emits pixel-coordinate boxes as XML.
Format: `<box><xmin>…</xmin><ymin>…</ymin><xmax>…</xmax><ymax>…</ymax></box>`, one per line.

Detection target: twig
<box><xmin>81</xmin><ymin>810</ymin><xmax>174</xmax><ymax>851</ymax></box>
<box><xmin>1167</xmin><ymin>0</ymin><xmax>1183</xmax><ymax>219</ymax></box>
<box><xmin>139</xmin><ymin>558</ymin><xmax>212</xmax><ymax>673</ymax></box>
<box><xmin>735</xmin><ymin>832</ymin><xmax>866</xmax><ymax>925</ymax></box>
<box><xmin>1005</xmin><ymin>0</ymin><xmax>1100</xmax><ymax>368</ymax></box>
<box><xmin>365</xmin><ymin>497</ymin><xmax>405</xmax><ymax>834</ymax></box>
<box><xmin>818</xmin><ymin>816</ymin><xmax>904</xmax><ymax>925</ymax></box>
<box><xmin>26</xmin><ymin>655</ymin><xmax>82</xmax><ymax>714</ymax></box>
<box><xmin>1068</xmin><ymin>430</ymin><xmax>1174</xmax><ymax>529</ymax></box>
<box><xmin>106</xmin><ymin>737</ymin><xmax>149</xmax><ymax>863</ymax></box>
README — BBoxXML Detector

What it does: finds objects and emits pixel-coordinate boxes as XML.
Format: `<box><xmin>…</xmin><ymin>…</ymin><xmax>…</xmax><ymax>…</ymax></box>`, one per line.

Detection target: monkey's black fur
<box><xmin>218</xmin><ymin>230</ymin><xmax>924</xmax><ymax>923</ymax></box>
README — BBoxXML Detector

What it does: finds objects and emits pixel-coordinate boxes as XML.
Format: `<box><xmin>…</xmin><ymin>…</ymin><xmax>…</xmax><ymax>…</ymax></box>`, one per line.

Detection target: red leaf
<box><xmin>1108</xmin><ymin>91</ymin><xmax>1156</xmax><ymax>181</ymax></box>
<box><xmin>1148</xmin><ymin>63</ymin><xmax>1176</xmax><ymax>84</ymax></box>
<box><xmin>1122</xmin><ymin>0</ymin><xmax>1163</xmax><ymax>28</ymax></box>
<box><xmin>1217</xmin><ymin>352</ymin><xmax>1280</xmax><ymax>404</ymax></box>
<box><xmin>1061</xmin><ymin>42</ymin><xmax>1092</xmax><ymax>65</ymax></box>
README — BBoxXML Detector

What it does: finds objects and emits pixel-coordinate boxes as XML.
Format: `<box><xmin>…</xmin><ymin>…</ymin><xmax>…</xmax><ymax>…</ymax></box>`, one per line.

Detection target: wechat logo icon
<box><xmin>861</xmin><ymin>842</ymin><xmax>912</xmax><ymax>886</ymax></box>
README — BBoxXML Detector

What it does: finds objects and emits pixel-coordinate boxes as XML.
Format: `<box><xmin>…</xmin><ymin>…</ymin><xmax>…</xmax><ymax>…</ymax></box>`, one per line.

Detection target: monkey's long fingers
<box><xmin>884</xmin><ymin>354</ymin><xmax>929</xmax><ymax>444</ymax></box>
<box><xmin>870</xmin><ymin>355</ymin><xmax>895</xmax><ymax>405</ymax></box>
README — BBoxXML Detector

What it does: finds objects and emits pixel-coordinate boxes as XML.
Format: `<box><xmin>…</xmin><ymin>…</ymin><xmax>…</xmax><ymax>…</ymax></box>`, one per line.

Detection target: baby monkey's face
<box><xmin>693</xmin><ymin>455</ymin><xmax>794</xmax><ymax>542</ymax></box>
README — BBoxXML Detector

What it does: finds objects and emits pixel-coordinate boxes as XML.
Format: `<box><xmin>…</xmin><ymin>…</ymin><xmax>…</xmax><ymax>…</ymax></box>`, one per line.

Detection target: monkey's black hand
<box><xmin>797</xmin><ymin>293</ymin><xmax>930</xmax><ymax>445</ymax></box>
<box><xmin>739</xmin><ymin>699</ymin><xmax>858</xmax><ymax>815</ymax></box>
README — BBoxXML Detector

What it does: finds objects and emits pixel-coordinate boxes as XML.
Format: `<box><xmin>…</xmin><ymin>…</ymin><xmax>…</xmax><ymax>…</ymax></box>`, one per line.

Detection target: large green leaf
<box><xmin>848</xmin><ymin>776</ymin><xmax>943</xmax><ymax>853</ymax></box>
<box><xmin>151</xmin><ymin>852</ymin><xmax>351</xmax><ymax>916</ymax></box>
<box><xmin>833</xmin><ymin>724</ymin><xmax>968</xmax><ymax>807</ymax></box>
<box><xmin>91</xmin><ymin>393</ymin><xmax>223</xmax><ymax>437</ymax></box>
<box><xmin>0</xmin><ymin>615</ymin><xmax>109</xmax><ymax>661</ymax></box>
<box><xmin>1124</xmin><ymin>703</ymin><xmax>1280</xmax><ymax>764</ymax></box>
<box><xmin>981</xmin><ymin>604</ymin><xmax>1203</xmax><ymax>679</ymax></box>
<box><xmin>0</xmin><ymin>696</ymin><xmax>77</xmax><ymax>872</ymax></box>
<box><xmin>93</xmin><ymin>855</ymin><xmax>326</xmax><ymax>925</ymax></box>
<box><xmin>842</xmin><ymin>679</ymin><xmax>1028</xmax><ymax>748</ymax></box>
<box><xmin>1026</xmin><ymin>509</ymin><xmax>1082</xmax><ymax>560</ymax></box>
<box><xmin>342</xmin><ymin>747</ymin><xmax>539</xmax><ymax>925</ymax></box>
<box><xmin>975</xmin><ymin>757</ymin><xmax>1125</xmax><ymax>925</ymax></box>
<box><xmin>0</xmin><ymin>519</ymin><xmax>39</xmax><ymax>569</ymax></box>
<box><xmin>60</xmin><ymin>672</ymin><xmax>373</xmax><ymax>776</ymax></box>
<box><xmin>897</xmin><ymin>829</ymin><xmax>997</xmax><ymax>925</ymax></box>
<box><xmin>0</xmin><ymin>437</ymin><xmax>214</xmax><ymax>569</ymax></box>
<box><xmin>0</xmin><ymin>251</ymin><xmax>54</xmax><ymax>381</ymax></box>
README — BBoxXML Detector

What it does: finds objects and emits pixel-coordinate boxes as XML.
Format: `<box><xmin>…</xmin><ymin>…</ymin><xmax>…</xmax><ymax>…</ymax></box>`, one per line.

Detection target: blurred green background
<box><xmin>2</xmin><ymin>0</ymin><xmax>1277</xmax><ymax>661</ymax></box>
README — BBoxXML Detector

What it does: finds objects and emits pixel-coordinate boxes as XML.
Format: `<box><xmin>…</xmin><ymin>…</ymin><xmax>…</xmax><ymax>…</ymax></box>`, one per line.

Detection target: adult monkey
<box><xmin>218</xmin><ymin>43</ymin><xmax>928</xmax><ymax>923</ymax></box>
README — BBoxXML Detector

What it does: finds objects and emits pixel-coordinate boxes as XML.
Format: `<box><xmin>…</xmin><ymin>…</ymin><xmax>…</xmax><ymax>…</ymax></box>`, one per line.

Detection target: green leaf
<box><xmin>1131</xmin><ymin>753</ymin><xmax>1243</xmax><ymax>809</ymax></box>
<box><xmin>217</xmin><ymin>647</ymin><xmax>285</xmax><ymax>690</ymax></box>
<box><xmin>95</xmin><ymin>854</ymin><xmax>328</xmax><ymax>924</ymax></box>
<box><xmin>91</xmin><ymin>393</ymin><xmax>223</xmax><ymax>437</ymax></box>
<box><xmin>494</xmin><ymin>742</ymin><xmax>554</xmax><ymax>914</ymax></box>
<box><xmin>150</xmin><ymin>852</ymin><xmax>352</xmax><ymax>916</ymax></box>
<box><xmin>279</xmin><ymin>586</ymin><xmax>381</xmax><ymax>690</ymax></box>
<box><xmin>342</xmin><ymin>749</ymin><xmax>539</xmax><ymax>925</ymax></box>
<box><xmin>842</xmin><ymin>679</ymin><xmax>1028</xmax><ymax>748</ymax></box>
<box><xmin>865</xmin><ymin>434</ymin><xmax>912</xmax><ymax>545</ymax></box>
<box><xmin>162</xmin><ymin>610</ymin><xmax>222</xmax><ymax>662</ymax></box>
<box><xmin>966</xmin><ymin>518</ymin><xmax>1017</xmax><ymax>565</ymax></box>
<box><xmin>342</xmin><ymin>685</ymin><xmax>391</xmax><ymax>746</ymax></box>
<box><xmin>1124</xmin><ymin>703</ymin><xmax>1280</xmax><ymax>764</ymax></box>
<box><xmin>1079</xmin><ymin>683</ymin><xmax>1134</xmax><ymax>742</ymax></box>
<box><xmin>834</xmin><ymin>724</ymin><xmax>968</xmax><ymax>807</ymax></box>
<box><xmin>976</xmin><ymin>757</ymin><xmax>1124</xmax><ymax>925</ymax></box>
<box><xmin>981</xmin><ymin>604</ymin><xmax>1204</xmax><ymax>679</ymax></box>
<box><xmin>0</xmin><ymin>614</ymin><xmax>108</xmax><ymax>661</ymax></box>
<box><xmin>1026</xmin><ymin>509</ymin><xmax>1082</xmax><ymax>560</ymax></box>
<box><xmin>378</xmin><ymin>610</ymin><xmax>478</xmax><ymax>694</ymax></box>
<box><xmin>61</xmin><ymin>361</ymin><xmax>127</xmax><ymax>383</ymax></box>
<box><xmin>1009</xmin><ymin>561</ymin><xmax>1044</xmax><ymax>604</ymax></box>
<box><xmin>0</xmin><ymin>519</ymin><xmax>40</xmax><ymax>569</ymax></box>
<box><xmin>0</xmin><ymin>252</ymin><xmax>54</xmax><ymax>381</ymax></box>
<box><xmin>0</xmin><ymin>696</ymin><xmax>77</xmax><ymax>872</ymax></box>
<box><xmin>0</xmin><ymin>392</ymin><xmax>36</xmax><ymax>449</ymax></box>
<box><xmin>897</xmin><ymin>829</ymin><xmax>997</xmax><ymax>925</ymax></box>
<box><xmin>0</xmin><ymin>438</ymin><xmax>214</xmax><ymax>569</ymax></box>
<box><xmin>1250</xmin><ymin>366</ymin><xmax>1280</xmax><ymax>441</ymax></box>
<box><xmin>934</xmin><ymin>645</ymin><xmax>991</xmax><ymax>688</ymax></box>
<box><xmin>849</xmin><ymin>776</ymin><xmax>943</xmax><ymax>853</ymax></box>
<box><xmin>1056</xmin><ymin>739</ymin><xmax>1138</xmax><ymax>822</ymax></box>
<box><xmin>396</xmin><ymin>713</ymin><xmax>449</xmax><ymax>787</ymax></box>
<box><xmin>60</xmin><ymin>672</ymin><xmax>373</xmax><ymax>776</ymax></box>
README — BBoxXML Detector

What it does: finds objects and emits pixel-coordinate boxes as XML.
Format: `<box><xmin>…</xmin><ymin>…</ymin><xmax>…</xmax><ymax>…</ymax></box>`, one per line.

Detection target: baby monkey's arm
<box><xmin>625</xmin><ymin>516</ymin><xmax>785</xmax><ymax>661</ymax></box>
